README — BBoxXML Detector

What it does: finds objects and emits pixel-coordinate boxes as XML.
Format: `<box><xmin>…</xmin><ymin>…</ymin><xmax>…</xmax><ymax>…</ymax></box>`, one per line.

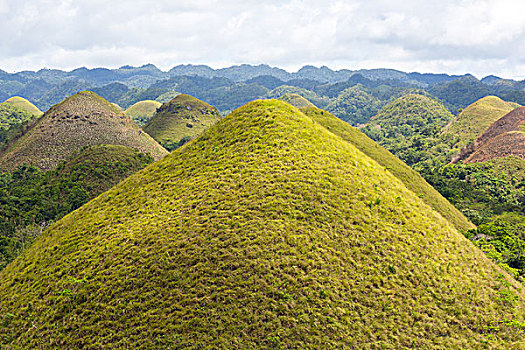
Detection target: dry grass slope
<box><xmin>124</xmin><ymin>100</ymin><xmax>162</xmax><ymax>126</ymax></box>
<box><xmin>443</xmin><ymin>96</ymin><xmax>519</xmax><ymax>151</ymax></box>
<box><xmin>278</xmin><ymin>93</ymin><xmax>316</xmax><ymax>108</ymax></box>
<box><xmin>0</xmin><ymin>100</ymin><xmax>522</xmax><ymax>349</ymax></box>
<box><xmin>454</xmin><ymin>107</ymin><xmax>525</xmax><ymax>163</ymax></box>
<box><xmin>143</xmin><ymin>94</ymin><xmax>221</xmax><ymax>150</ymax></box>
<box><xmin>301</xmin><ymin>106</ymin><xmax>474</xmax><ymax>231</ymax></box>
<box><xmin>0</xmin><ymin>91</ymin><xmax>168</xmax><ymax>171</ymax></box>
<box><xmin>3</xmin><ymin>96</ymin><xmax>43</xmax><ymax>116</ymax></box>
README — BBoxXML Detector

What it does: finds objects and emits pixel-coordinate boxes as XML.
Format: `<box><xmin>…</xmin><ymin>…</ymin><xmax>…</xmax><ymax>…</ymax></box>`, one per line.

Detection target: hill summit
<box><xmin>443</xmin><ymin>96</ymin><xmax>519</xmax><ymax>151</ymax></box>
<box><xmin>452</xmin><ymin>106</ymin><xmax>525</xmax><ymax>163</ymax></box>
<box><xmin>143</xmin><ymin>94</ymin><xmax>221</xmax><ymax>151</ymax></box>
<box><xmin>0</xmin><ymin>100</ymin><xmax>522</xmax><ymax>349</ymax></box>
<box><xmin>124</xmin><ymin>100</ymin><xmax>162</xmax><ymax>126</ymax></box>
<box><xmin>0</xmin><ymin>91</ymin><xmax>168</xmax><ymax>171</ymax></box>
<box><xmin>3</xmin><ymin>96</ymin><xmax>42</xmax><ymax>116</ymax></box>
<box><xmin>278</xmin><ymin>93</ymin><xmax>316</xmax><ymax>108</ymax></box>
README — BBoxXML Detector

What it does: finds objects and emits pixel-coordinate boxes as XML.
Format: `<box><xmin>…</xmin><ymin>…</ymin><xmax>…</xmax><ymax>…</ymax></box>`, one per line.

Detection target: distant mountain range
<box><xmin>2</xmin><ymin>63</ymin><xmax>525</xmax><ymax>119</ymax></box>
<box><xmin>0</xmin><ymin>63</ymin><xmax>490</xmax><ymax>87</ymax></box>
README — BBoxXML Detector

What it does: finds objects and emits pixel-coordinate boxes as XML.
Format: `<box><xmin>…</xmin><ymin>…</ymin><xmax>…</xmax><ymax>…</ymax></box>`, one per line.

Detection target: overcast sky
<box><xmin>1</xmin><ymin>0</ymin><xmax>525</xmax><ymax>79</ymax></box>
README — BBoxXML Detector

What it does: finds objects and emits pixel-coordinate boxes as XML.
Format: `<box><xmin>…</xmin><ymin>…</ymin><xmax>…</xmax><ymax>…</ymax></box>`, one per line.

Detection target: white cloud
<box><xmin>0</xmin><ymin>0</ymin><xmax>524</xmax><ymax>78</ymax></box>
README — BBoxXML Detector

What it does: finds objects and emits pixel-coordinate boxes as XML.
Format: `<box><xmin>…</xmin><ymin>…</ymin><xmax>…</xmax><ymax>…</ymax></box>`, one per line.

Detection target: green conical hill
<box><xmin>0</xmin><ymin>91</ymin><xmax>168</xmax><ymax>171</ymax></box>
<box><xmin>3</xmin><ymin>96</ymin><xmax>42</xmax><ymax>116</ymax></box>
<box><xmin>0</xmin><ymin>100</ymin><xmax>523</xmax><ymax>349</ymax></box>
<box><xmin>300</xmin><ymin>106</ymin><xmax>474</xmax><ymax>231</ymax></box>
<box><xmin>124</xmin><ymin>100</ymin><xmax>161</xmax><ymax>126</ymax></box>
<box><xmin>370</xmin><ymin>93</ymin><xmax>453</xmax><ymax>129</ymax></box>
<box><xmin>278</xmin><ymin>93</ymin><xmax>316</xmax><ymax>108</ymax></box>
<box><xmin>443</xmin><ymin>96</ymin><xmax>519</xmax><ymax>150</ymax></box>
<box><xmin>143</xmin><ymin>94</ymin><xmax>221</xmax><ymax>151</ymax></box>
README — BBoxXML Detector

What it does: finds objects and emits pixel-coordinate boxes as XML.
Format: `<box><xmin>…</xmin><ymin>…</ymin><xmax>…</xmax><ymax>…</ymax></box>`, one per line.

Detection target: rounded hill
<box><xmin>124</xmin><ymin>100</ymin><xmax>162</xmax><ymax>126</ymax></box>
<box><xmin>454</xmin><ymin>107</ymin><xmax>525</xmax><ymax>163</ymax></box>
<box><xmin>143</xmin><ymin>94</ymin><xmax>221</xmax><ymax>151</ymax></box>
<box><xmin>0</xmin><ymin>103</ymin><xmax>35</xmax><ymax>130</ymax></box>
<box><xmin>3</xmin><ymin>96</ymin><xmax>42</xmax><ymax>116</ymax></box>
<box><xmin>443</xmin><ymin>96</ymin><xmax>519</xmax><ymax>150</ymax></box>
<box><xmin>370</xmin><ymin>93</ymin><xmax>453</xmax><ymax>130</ymax></box>
<box><xmin>0</xmin><ymin>100</ymin><xmax>522</xmax><ymax>349</ymax></box>
<box><xmin>0</xmin><ymin>91</ymin><xmax>168</xmax><ymax>171</ymax></box>
<box><xmin>278</xmin><ymin>93</ymin><xmax>315</xmax><ymax>108</ymax></box>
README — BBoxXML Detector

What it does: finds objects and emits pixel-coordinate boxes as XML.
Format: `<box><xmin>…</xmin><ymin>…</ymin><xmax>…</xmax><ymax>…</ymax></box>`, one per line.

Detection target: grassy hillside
<box><xmin>301</xmin><ymin>106</ymin><xmax>473</xmax><ymax>231</ymax></box>
<box><xmin>143</xmin><ymin>94</ymin><xmax>221</xmax><ymax>151</ymax></box>
<box><xmin>0</xmin><ymin>103</ymin><xmax>35</xmax><ymax>130</ymax></box>
<box><xmin>3</xmin><ymin>96</ymin><xmax>42</xmax><ymax>116</ymax></box>
<box><xmin>443</xmin><ymin>96</ymin><xmax>519</xmax><ymax>150</ymax></box>
<box><xmin>0</xmin><ymin>145</ymin><xmax>154</xmax><ymax>269</ymax></box>
<box><xmin>278</xmin><ymin>93</ymin><xmax>315</xmax><ymax>108</ymax></box>
<box><xmin>453</xmin><ymin>107</ymin><xmax>525</xmax><ymax>163</ymax></box>
<box><xmin>124</xmin><ymin>100</ymin><xmax>162</xmax><ymax>126</ymax></box>
<box><xmin>0</xmin><ymin>91</ymin><xmax>168</xmax><ymax>171</ymax></box>
<box><xmin>0</xmin><ymin>100</ymin><xmax>523</xmax><ymax>349</ymax></box>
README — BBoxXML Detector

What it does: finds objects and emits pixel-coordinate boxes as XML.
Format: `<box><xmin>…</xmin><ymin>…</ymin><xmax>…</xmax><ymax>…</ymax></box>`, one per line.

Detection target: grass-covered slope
<box><xmin>124</xmin><ymin>100</ymin><xmax>162</xmax><ymax>126</ymax></box>
<box><xmin>277</xmin><ymin>93</ymin><xmax>315</xmax><ymax>108</ymax></box>
<box><xmin>0</xmin><ymin>103</ymin><xmax>35</xmax><ymax>129</ymax></box>
<box><xmin>0</xmin><ymin>145</ymin><xmax>154</xmax><ymax>269</ymax></box>
<box><xmin>443</xmin><ymin>96</ymin><xmax>519</xmax><ymax>150</ymax></box>
<box><xmin>1</xmin><ymin>100</ymin><xmax>523</xmax><ymax>349</ymax></box>
<box><xmin>0</xmin><ymin>91</ymin><xmax>168</xmax><ymax>171</ymax></box>
<box><xmin>301</xmin><ymin>106</ymin><xmax>474</xmax><ymax>231</ymax></box>
<box><xmin>143</xmin><ymin>94</ymin><xmax>221</xmax><ymax>151</ymax></box>
<box><xmin>454</xmin><ymin>107</ymin><xmax>525</xmax><ymax>163</ymax></box>
<box><xmin>3</xmin><ymin>96</ymin><xmax>42</xmax><ymax>116</ymax></box>
<box><xmin>48</xmin><ymin>144</ymin><xmax>154</xmax><ymax>198</ymax></box>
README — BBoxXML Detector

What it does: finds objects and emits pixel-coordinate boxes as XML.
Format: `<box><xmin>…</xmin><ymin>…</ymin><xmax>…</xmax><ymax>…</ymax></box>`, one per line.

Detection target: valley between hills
<box><xmin>0</xmin><ymin>64</ymin><xmax>524</xmax><ymax>349</ymax></box>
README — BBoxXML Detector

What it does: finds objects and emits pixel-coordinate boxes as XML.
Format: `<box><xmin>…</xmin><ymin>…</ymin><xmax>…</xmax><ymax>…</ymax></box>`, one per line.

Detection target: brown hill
<box><xmin>0</xmin><ymin>91</ymin><xmax>168</xmax><ymax>171</ymax></box>
<box><xmin>442</xmin><ymin>96</ymin><xmax>519</xmax><ymax>151</ymax></box>
<box><xmin>453</xmin><ymin>107</ymin><xmax>525</xmax><ymax>163</ymax></box>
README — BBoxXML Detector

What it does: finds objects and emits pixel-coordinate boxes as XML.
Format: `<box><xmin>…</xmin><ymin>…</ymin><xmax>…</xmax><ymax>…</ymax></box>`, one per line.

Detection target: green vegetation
<box><xmin>155</xmin><ymin>91</ymin><xmax>180</xmax><ymax>104</ymax></box>
<box><xmin>428</xmin><ymin>157</ymin><xmax>525</xmax><ymax>224</ymax></box>
<box><xmin>277</xmin><ymin>93</ymin><xmax>315</xmax><ymax>108</ymax></box>
<box><xmin>0</xmin><ymin>91</ymin><xmax>167</xmax><ymax>171</ymax></box>
<box><xmin>0</xmin><ymin>144</ymin><xmax>153</xmax><ymax>269</ymax></box>
<box><xmin>362</xmin><ymin>93</ymin><xmax>455</xmax><ymax>171</ymax></box>
<box><xmin>0</xmin><ymin>103</ymin><xmax>34</xmax><ymax>130</ymax></box>
<box><xmin>428</xmin><ymin>76</ymin><xmax>492</xmax><ymax>112</ymax></box>
<box><xmin>124</xmin><ymin>100</ymin><xmax>162</xmax><ymax>126</ymax></box>
<box><xmin>427</xmin><ymin>156</ymin><xmax>525</xmax><ymax>281</ymax></box>
<box><xmin>326</xmin><ymin>84</ymin><xmax>382</xmax><ymax>125</ymax></box>
<box><xmin>361</xmin><ymin>95</ymin><xmax>525</xmax><ymax>282</ymax></box>
<box><xmin>3</xmin><ymin>96</ymin><xmax>43</xmax><ymax>116</ymax></box>
<box><xmin>0</xmin><ymin>100</ymin><xmax>522</xmax><ymax>349</ymax></box>
<box><xmin>301</xmin><ymin>106</ymin><xmax>473</xmax><ymax>231</ymax></box>
<box><xmin>143</xmin><ymin>94</ymin><xmax>221</xmax><ymax>151</ymax></box>
<box><xmin>266</xmin><ymin>85</ymin><xmax>330</xmax><ymax>109</ymax></box>
<box><xmin>465</xmin><ymin>214</ymin><xmax>525</xmax><ymax>281</ymax></box>
<box><xmin>442</xmin><ymin>96</ymin><xmax>519</xmax><ymax>151</ymax></box>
